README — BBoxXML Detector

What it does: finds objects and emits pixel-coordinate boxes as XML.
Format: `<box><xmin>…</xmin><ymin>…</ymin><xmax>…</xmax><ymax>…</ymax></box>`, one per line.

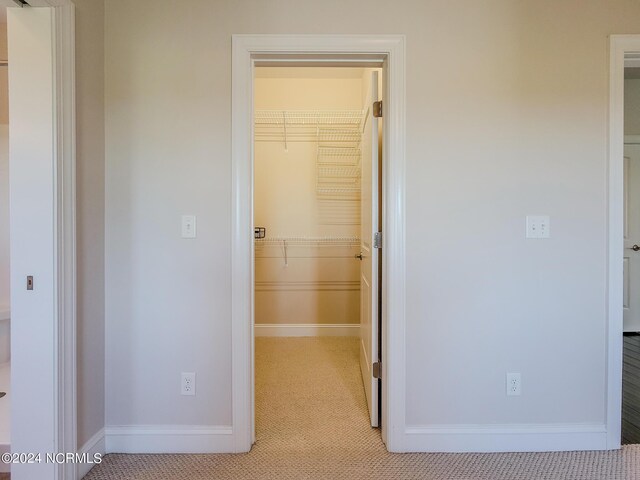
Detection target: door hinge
<box><xmin>373</xmin><ymin>231</ymin><xmax>383</xmax><ymax>249</ymax></box>
<box><xmin>373</xmin><ymin>100</ymin><xmax>383</xmax><ymax>118</ymax></box>
<box><xmin>373</xmin><ymin>362</ymin><xmax>382</xmax><ymax>379</ymax></box>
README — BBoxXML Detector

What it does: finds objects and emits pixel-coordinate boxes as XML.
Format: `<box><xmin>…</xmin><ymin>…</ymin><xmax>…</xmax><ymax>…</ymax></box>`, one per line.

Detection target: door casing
<box><xmin>231</xmin><ymin>35</ymin><xmax>407</xmax><ymax>453</ymax></box>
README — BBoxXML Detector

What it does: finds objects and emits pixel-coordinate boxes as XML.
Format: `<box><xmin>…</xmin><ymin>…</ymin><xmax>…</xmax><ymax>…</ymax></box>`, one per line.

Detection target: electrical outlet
<box><xmin>181</xmin><ymin>372</ymin><xmax>196</xmax><ymax>396</ymax></box>
<box><xmin>506</xmin><ymin>372</ymin><xmax>521</xmax><ymax>396</ymax></box>
<box><xmin>526</xmin><ymin>215</ymin><xmax>550</xmax><ymax>239</ymax></box>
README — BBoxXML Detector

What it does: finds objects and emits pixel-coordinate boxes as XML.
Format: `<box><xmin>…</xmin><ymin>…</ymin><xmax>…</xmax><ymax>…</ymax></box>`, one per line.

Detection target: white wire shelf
<box><xmin>255</xmin><ymin>127</ymin><xmax>362</xmax><ymax>144</ymax></box>
<box><xmin>316</xmin><ymin>186</ymin><xmax>361</xmax><ymax>197</ymax></box>
<box><xmin>316</xmin><ymin>145</ymin><xmax>362</xmax><ymax>197</ymax></box>
<box><xmin>317</xmin><ymin>166</ymin><xmax>361</xmax><ymax>178</ymax></box>
<box><xmin>255</xmin><ymin>235</ymin><xmax>360</xmax><ymax>266</ymax></box>
<box><xmin>316</xmin><ymin>148</ymin><xmax>361</xmax><ymax>168</ymax></box>
<box><xmin>255</xmin><ymin>236</ymin><xmax>360</xmax><ymax>246</ymax></box>
<box><xmin>254</xmin><ymin>111</ymin><xmax>364</xmax><ymax>200</ymax></box>
<box><xmin>317</xmin><ymin>130</ymin><xmax>361</xmax><ymax>143</ymax></box>
<box><xmin>317</xmin><ymin>146</ymin><xmax>362</xmax><ymax>157</ymax></box>
<box><xmin>255</xmin><ymin>110</ymin><xmax>364</xmax><ymax>126</ymax></box>
<box><xmin>254</xmin><ymin>110</ymin><xmax>365</xmax><ymax>145</ymax></box>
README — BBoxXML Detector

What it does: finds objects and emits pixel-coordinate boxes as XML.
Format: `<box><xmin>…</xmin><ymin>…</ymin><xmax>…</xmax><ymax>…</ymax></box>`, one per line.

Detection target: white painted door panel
<box><xmin>8</xmin><ymin>8</ymin><xmax>59</xmax><ymax>479</ymax></box>
<box><xmin>624</xmin><ymin>144</ymin><xmax>640</xmax><ymax>332</ymax></box>
<box><xmin>359</xmin><ymin>71</ymin><xmax>379</xmax><ymax>427</ymax></box>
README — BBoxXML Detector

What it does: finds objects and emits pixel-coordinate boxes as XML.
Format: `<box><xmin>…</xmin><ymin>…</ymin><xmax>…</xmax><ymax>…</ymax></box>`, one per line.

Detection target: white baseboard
<box><xmin>403</xmin><ymin>423</ymin><xmax>608</xmax><ymax>453</ymax></box>
<box><xmin>255</xmin><ymin>323</ymin><xmax>359</xmax><ymax>337</ymax></box>
<box><xmin>105</xmin><ymin>425</ymin><xmax>234</xmax><ymax>454</ymax></box>
<box><xmin>0</xmin><ymin>443</ymin><xmax>9</xmax><ymax>473</ymax></box>
<box><xmin>78</xmin><ymin>428</ymin><xmax>105</xmax><ymax>479</ymax></box>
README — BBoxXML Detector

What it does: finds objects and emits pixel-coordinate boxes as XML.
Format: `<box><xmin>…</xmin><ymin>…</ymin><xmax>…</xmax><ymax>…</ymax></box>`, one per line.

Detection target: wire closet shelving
<box><xmin>254</xmin><ymin>110</ymin><xmax>364</xmax><ymax>199</ymax></box>
<box><xmin>255</xmin><ymin>235</ymin><xmax>361</xmax><ymax>267</ymax></box>
<box><xmin>254</xmin><ymin>235</ymin><xmax>360</xmax><ymax>247</ymax></box>
<box><xmin>254</xmin><ymin>110</ymin><xmax>364</xmax><ymax>143</ymax></box>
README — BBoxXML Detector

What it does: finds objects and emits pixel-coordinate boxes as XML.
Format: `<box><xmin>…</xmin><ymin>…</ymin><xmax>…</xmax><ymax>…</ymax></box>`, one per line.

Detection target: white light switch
<box><xmin>182</xmin><ymin>215</ymin><xmax>197</xmax><ymax>238</ymax></box>
<box><xmin>526</xmin><ymin>215</ymin><xmax>550</xmax><ymax>239</ymax></box>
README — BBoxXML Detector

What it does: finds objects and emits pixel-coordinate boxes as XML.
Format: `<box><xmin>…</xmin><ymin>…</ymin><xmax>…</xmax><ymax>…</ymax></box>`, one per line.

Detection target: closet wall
<box><xmin>254</xmin><ymin>68</ymin><xmax>364</xmax><ymax>330</ymax></box>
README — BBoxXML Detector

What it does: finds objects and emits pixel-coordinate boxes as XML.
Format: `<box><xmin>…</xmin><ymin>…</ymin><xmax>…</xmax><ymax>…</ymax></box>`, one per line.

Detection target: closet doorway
<box><xmin>252</xmin><ymin>66</ymin><xmax>383</xmax><ymax>438</ymax></box>
<box><xmin>622</xmin><ymin>59</ymin><xmax>640</xmax><ymax>445</ymax></box>
<box><xmin>231</xmin><ymin>35</ymin><xmax>407</xmax><ymax>453</ymax></box>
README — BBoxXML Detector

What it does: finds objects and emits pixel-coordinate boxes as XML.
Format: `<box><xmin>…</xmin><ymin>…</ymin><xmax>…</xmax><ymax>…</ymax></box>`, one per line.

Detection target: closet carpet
<box><xmin>84</xmin><ymin>337</ymin><xmax>640</xmax><ymax>480</ymax></box>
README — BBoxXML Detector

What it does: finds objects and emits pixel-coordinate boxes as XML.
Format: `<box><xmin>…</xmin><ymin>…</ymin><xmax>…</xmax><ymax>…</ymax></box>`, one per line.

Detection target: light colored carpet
<box><xmin>85</xmin><ymin>337</ymin><xmax>640</xmax><ymax>480</ymax></box>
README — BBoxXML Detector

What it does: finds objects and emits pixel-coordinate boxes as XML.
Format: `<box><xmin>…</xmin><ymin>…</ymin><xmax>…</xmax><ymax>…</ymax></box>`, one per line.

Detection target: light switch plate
<box><xmin>526</xmin><ymin>215</ymin><xmax>550</xmax><ymax>239</ymax></box>
<box><xmin>182</xmin><ymin>215</ymin><xmax>197</xmax><ymax>239</ymax></box>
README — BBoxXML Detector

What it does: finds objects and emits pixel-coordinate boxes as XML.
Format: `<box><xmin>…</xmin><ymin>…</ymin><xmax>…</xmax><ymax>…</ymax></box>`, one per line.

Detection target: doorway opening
<box><xmin>622</xmin><ymin>57</ymin><xmax>640</xmax><ymax>445</ymax></box>
<box><xmin>231</xmin><ymin>35</ymin><xmax>407</xmax><ymax>453</ymax></box>
<box><xmin>609</xmin><ymin>36</ymin><xmax>640</xmax><ymax>450</ymax></box>
<box><xmin>252</xmin><ymin>65</ymin><xmax>383</xmax><ymax>445</ymax></box>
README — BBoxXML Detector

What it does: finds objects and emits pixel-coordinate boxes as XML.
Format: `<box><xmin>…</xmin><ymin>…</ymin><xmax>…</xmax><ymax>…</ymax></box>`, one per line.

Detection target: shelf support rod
<box><xmin>282</xmin><ymin>111</ymin><xmax>288</xmax><ymax>152</ymax></box>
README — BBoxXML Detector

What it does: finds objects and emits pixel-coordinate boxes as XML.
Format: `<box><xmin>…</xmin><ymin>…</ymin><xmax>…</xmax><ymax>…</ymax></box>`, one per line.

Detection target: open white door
<box><xmin>624</xmin><ymin>144</ymin><xmax>640</xmax><ymax>332</ymax></box>
<box><xmin>359</xmin><ymin>71</ymin><xmax>380</xmax><ymax>427</ymax></box>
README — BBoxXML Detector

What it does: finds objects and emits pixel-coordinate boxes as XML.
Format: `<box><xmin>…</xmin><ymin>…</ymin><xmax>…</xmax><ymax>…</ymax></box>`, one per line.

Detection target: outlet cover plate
<box><xmin>526</xmin><ymin>215</ymin><xmax>550</xmax><ymax>239</ymax></box>
<box><xmin>181</xmin><ymin>372</ymin><xmax>196</xmax><ymax>396</ymax></box>
<box><xmin>506</xmin><ymin>372</ymin><xmax>521</xmax><ymax>396</ymax></box>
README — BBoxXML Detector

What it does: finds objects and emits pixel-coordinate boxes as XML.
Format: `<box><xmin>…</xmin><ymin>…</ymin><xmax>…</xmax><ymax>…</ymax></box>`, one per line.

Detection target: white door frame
<box><xmin>231</xmin><ymin>35</ymin><xmax>407</xmax><ymax>453</ymax></box>
<box><xmin>607</xmin><ymin>35</ymin><xmax>640</xmax><ymax>450</ymax></box>
<box><xmin>4</xmin><ymin>2</ymin><xmax>77</xmax><ymax>478</ymax></box>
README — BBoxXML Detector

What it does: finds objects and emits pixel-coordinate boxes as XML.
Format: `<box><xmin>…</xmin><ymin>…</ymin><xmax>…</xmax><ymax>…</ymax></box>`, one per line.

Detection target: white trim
<box><xmin>231</xmin><ymin>34</ymin><xmax>407</xmax><ymax>453</ymax></box>
<box><xmin>105</xmin><ymin>426</ymin><xmax>234</xmax><ymax>454</ymax></box>
<box><xmin>607</xmin><ymin>35</ymin><xmax>640</xmax><ymax>451</ymax></box>
<box><xmin>231</xmin><ymin>34</ymin><xmax>254</xmax><ymax>454</ymax></box>
<box><xmin>53</xmin><ymin>5</ymin><xmax>77</xmax><ymax>479</ymax></box>
<box><xmin>404</xmin><ymin>424</ymin><xmax>607</xmax><ymax>453</ymax></box>
<box><xmin>77</xmin><ymin>428</ymin><xmax>105</xmax><ymax>479</ymax></box>
<box><xmin>255</xmin><ymin>323</ymin><xmax>359</xmax><ymax>337</ymax></box>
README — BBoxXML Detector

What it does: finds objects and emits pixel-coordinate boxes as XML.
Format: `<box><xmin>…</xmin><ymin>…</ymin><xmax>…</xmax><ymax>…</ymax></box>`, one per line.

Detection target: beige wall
<box><xmin>104</xmin><ymin>0</ymin><xmax>640</xmax><ymax>431</ymax></box>
<box><xmin>254</xmin><ymin>69</ymin><xmax>362</xmax><ymax>326</ymax></box>
<box><xmin>74</xmin><ymin>0</ymin><xmax>105</xmax><ymax>449</ymax></box>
